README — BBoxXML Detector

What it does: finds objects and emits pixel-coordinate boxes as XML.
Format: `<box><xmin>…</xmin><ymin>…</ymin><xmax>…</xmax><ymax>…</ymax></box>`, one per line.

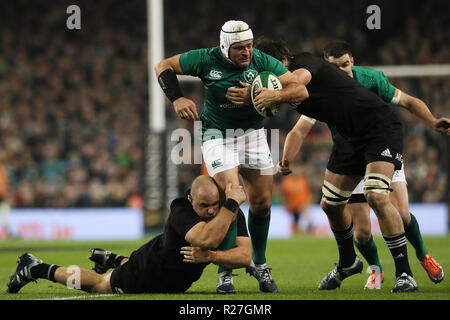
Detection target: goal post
<box><xmin>144</xmin><ymin>0</ymin><xmax>175</xmax><ymax>229</ymax></box>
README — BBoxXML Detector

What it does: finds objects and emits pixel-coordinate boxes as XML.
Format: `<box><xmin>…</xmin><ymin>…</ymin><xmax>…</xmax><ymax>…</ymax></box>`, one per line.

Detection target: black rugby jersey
<box><xmin>290</xmin><ymin>52</ymin><xmax>396</xmax><ymax>138</ymax></box>
<box><xmin>125</xmin><ymin>193</ymin><xmax>248</xmax><ymax>292</ymax></box>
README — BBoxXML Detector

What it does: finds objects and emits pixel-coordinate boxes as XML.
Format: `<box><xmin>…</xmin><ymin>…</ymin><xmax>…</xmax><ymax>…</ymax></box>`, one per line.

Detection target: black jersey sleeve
<box><xmin>169</xmin><ymin>197</ymin><xmax>204</xmax><ymax>239</ymax></box>
<box><xmin>236</xmin><ymin>210</ymin><xmax>249</xmax><ymax>237</ymax></box>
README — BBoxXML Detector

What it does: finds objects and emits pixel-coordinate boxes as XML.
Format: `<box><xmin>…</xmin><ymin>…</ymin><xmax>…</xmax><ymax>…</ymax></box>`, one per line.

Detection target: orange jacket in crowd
<box><xmin>281</xmin><ymin>175</ymin><xmax>312</xmax><ymax>213</ymax></box>
<box><xmin>0</xmin><ymin>164</ymin><xmax>7</xmax><ymax>200</ymax></box>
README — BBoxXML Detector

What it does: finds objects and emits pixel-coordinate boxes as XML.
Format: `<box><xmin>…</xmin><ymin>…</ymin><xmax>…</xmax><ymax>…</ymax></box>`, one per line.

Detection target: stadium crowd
<box><xmin>0</xmin><ymin>0</ymin><xmax>448</xmax><ymax>209</ymax></box>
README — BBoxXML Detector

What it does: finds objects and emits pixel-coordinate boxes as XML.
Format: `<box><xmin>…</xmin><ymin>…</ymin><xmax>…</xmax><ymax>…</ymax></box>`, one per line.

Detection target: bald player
<box><xmin>7</xmin><ymin>176</ymin><xmax>251</xmax><ymax>294</ymax></box>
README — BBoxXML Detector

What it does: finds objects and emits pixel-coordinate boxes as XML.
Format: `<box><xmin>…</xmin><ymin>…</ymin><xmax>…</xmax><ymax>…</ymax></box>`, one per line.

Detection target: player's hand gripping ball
<box><xmin>251</xmin><ymin>71</ymin><xmax>283</xmax><ymax>117</ymax></box>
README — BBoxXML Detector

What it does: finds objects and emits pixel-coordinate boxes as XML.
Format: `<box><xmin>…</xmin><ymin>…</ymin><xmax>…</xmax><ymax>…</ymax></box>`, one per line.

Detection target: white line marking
<box><xmin>34</xmin><ymin>294</ymin><xmax>116</xmax><ymax>300</ymax></box>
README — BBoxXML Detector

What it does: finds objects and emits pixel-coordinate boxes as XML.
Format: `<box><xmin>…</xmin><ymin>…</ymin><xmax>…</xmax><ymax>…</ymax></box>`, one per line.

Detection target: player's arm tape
<box><xmin>157</xmin><ymin>69</ymin><xmax>184</xmax><ymax>102</ymax></box>
<box><xmin>224</xmin><ymin>198</ymin><xmax>239</xmax><ymax>214</ymax></box>
<box><xmin>209</xmin><ymin>250</ymin><xmax>218</xmax><ymax>263</ymax></box>
<box><xmin>391</xmin><ymin>89</ymin><xmax>402</xmax><ymax>104</ymax></box>
<box><xmin>300</xmin><ymin>115</ymin><xmax>317</xmax><ymax>124</ymax></box>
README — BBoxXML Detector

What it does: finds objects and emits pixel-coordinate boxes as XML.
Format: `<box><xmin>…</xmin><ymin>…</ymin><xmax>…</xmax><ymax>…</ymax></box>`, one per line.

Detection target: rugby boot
<box><xmin>216</xmin><ymin>270</ymin><xmax>236</xmax><ymax>294</ymax></box>
<box><xmin>89</xmin><ymin>248</ymin><xmax>113</xmax><ymax>274</ymax></box>
<box><xmin>6</xmin><ymin>253</ymin><xmax>42</xmax><ymax>293</ymax></box>
<box><xmin>364</xmin><ymin>265</ymin><xmax>384</xmax><ymax>290</ymax></box>
<box><xmin>246</xmin><ymin>262</ymin><xmax>278</xmax><ymax>293</ymax></box>
<box><xmin>318</xmin><ymin>255</ymin><xmax>363</xmax><ymax>290</ymax></box>
<box><xmin>420</xmin><ymin>254</ymin><xmax>444</xmax><ymax>284</ymax></box>
<box><xmin>391</xmin><ymin>273</ymin><xmax>418</xmax><ymax>293</ymax></box>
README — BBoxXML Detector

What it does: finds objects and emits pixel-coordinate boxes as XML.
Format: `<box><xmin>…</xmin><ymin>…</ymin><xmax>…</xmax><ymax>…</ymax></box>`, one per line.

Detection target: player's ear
<box><xmin>188</xmin><ymin>194</ymin><xmax>193</xmax><ymax>203</ymax></box>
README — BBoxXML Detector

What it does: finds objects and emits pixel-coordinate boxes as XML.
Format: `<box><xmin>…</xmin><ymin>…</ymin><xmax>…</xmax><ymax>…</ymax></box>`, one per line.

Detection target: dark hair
<box><xmin>253</xmin><ymin>36</ymin><xmax>293</xmax><ymax>63</ymax></box>
<box><xmin>323</xmin><ymin>41</ymin><xmax>353</xmax><ymax>59</ymax></box>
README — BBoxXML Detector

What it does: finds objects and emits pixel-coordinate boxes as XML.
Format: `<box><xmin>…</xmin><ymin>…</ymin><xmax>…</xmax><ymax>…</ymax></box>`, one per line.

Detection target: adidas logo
<box><xmin>381</xmin><ymin>148</ymin><xmax>392</xmax><ymax>157</ymax></box>
<box><xmin>394</xmin><ymin>253</ymin><xmax>404</xmax><ymax>259</ymax></box>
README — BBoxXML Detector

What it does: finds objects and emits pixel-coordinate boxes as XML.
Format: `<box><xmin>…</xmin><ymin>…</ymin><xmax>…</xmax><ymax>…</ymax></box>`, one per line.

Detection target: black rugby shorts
<box><xmin>327</xmin><ymin>120</ymin><xmax>403</xmax><ymax>176</ymax></box>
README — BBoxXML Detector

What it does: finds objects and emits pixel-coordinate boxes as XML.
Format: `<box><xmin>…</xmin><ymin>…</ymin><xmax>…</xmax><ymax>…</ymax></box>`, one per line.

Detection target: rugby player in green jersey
<box><xmin>155</xmin><ymin>21</ymin><xmax>307</xmax><ymax>294</ymax></box>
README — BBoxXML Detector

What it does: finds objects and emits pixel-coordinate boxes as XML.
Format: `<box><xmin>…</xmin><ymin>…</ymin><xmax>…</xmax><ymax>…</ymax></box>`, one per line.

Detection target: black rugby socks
<box><xmin>332</xmin><ymin>223</ymin><xmax>357</xmax><ymax>268</ymax></box>
<box><xmin>384</xmin><ymin>233</ymin><xmax>412</xmax><ymax>278</ymax></box>
<box><xmin>31</xmin><ymin>263</ymin><xmax>60</xmax><ymax>282</ymax></box>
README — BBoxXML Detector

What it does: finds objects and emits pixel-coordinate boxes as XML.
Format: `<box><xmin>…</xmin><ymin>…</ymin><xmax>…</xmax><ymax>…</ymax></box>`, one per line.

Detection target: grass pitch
<box><xmin>0</xmin><ymin>235</ymin><xmax>449</xmax><ymax>301</ymax></box>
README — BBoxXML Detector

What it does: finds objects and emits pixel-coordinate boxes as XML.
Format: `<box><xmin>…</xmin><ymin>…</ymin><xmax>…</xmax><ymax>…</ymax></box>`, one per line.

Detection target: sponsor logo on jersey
<box><xmin>209</xmin><ymin>70</ymin><xmax>222</xmax><ymax>79</ymax></box>
<box><xmin>395</xmin><ymin>153</ymin><xmax>403</xmax><ymax>163</ymax></box>
<box><xmin>243</xmin><ymin>69</ymin><xmax>258</xmax><ymax>83</ymax></box>
<box><xmin>219</xmin><ymin>103</ymin><xmax>240</xmax><ymax>108</ymax></box>
<box><xmin>380</xmin><ymin>148</ymin><xmax>392</xmax><ymax>157</ymax></box>
<box><xmin>211</xmin><ymin>159</ymin><xmax>223</xmax><ymax>169</ymax></box>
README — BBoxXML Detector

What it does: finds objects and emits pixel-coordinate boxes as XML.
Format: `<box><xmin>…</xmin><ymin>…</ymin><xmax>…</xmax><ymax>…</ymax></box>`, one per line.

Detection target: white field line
<box><xmin>33</xmin><ymin>294</ymin><xmax>116</xmax><ymax>300</ymax></box>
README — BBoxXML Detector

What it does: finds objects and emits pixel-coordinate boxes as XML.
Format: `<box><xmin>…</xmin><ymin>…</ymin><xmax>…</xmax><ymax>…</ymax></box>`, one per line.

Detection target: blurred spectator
<box><xmin>280</xmin><ymin>164</ymin><xmax>313</xmax><ymax>234</ymax></box>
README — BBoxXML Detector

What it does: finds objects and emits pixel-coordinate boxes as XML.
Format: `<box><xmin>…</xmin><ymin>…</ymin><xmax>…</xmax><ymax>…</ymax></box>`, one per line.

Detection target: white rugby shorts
<box><xmin>201</xmin><ymin>128</ymin><xmax>274</xmax><ymax>176</ymax></box>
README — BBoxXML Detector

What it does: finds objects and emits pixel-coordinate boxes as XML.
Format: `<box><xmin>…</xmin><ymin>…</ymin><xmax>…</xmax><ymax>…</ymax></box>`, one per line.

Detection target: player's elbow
<box><xmin>154</xmin><ymin>59</ymin><xmax>171</xmax><ymax>77</ymax></box>
<box><xmin>299</xmin><ymin>85</ymin><xmax>309</xmax><ymax>101</ymax></box>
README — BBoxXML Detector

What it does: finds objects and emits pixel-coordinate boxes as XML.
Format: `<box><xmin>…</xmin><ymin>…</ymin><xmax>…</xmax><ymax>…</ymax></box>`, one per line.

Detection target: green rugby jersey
<box><xmin>328</xmin><ymin>66</ymin><xmax>397</xmax><ymax>139</ymax></box>
<box><xmin>179</xmin><ymin>46</ymin><xmax>287</xmax><ymax>141</ymax></box>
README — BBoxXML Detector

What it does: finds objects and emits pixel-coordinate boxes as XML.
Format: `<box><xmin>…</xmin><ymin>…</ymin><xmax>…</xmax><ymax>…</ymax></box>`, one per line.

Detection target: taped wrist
<box><xmin>224</xmin><ymin>198</ymin><xmax>239</xmax><ymax>214</ymax></box>
<box><xmin>209</xmin><ymin>250</ymin><xmax>218</xmax><ymax>263</ymax></box>
<box><xmin>157</xmin><ymin>69</ymin><xmax>183</xmax><ymax>102</ymax></box>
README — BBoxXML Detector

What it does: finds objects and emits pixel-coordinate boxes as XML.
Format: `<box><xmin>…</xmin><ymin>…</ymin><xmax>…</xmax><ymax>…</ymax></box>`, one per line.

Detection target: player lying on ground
<box><xmin>232</xmin><ymin>37</ymin><xmax>450</xmax><ymax>293</ymax></box>
<box><xmin>6</xmin><ymin>176</ymin><xmax>251</xmax><ymax>294</ymax></box>
<box><xmin>155</xmin><ymin>20</ymin><xmax>308</xmax><ymax>294</ymax></box>
<box><xmin>277</xmin><ymin>40</ymin><xmax>444</xmax><ymax>289</ymax></box>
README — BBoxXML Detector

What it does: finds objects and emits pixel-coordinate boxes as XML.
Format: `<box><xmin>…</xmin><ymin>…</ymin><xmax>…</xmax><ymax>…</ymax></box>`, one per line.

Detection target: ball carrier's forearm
<box><xmin>154</xmin><ymin>54</ymin><xmax>199</xmax><ymax>120</ymax></box>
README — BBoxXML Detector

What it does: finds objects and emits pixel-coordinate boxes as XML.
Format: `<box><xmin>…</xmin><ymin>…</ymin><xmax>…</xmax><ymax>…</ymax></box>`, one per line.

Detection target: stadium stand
<box><xmin>0</xmin><ymin>0</ymin><xmax>448</xmax><ymax>209</ymax></box>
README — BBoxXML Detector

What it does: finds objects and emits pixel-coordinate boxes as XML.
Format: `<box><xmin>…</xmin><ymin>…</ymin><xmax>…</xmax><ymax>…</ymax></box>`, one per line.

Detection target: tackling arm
<box><xmin>180</xmin><ymin>236</ymin><xmax>252</xmax><ymax>268</ymax></box>
<box><xmin>253</xmin><ymin>70</ymin><xmax>310</xmax><ymax>111</ymax></box>
<box><xmin>184</xmin><ymin>183</ymin><xmax>246</xmax><ymax>249</ymax></box>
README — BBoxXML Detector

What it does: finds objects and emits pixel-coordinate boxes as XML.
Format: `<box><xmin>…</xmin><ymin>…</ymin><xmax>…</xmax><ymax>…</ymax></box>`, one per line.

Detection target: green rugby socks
<box><xmin>404</xmin><ymin>213</ymin><xmax>428</xmax><ymax>262</ymax></box>
<box><xmin>248</xmin><ymin>211</ymin><xmax>270</xmax><ymax>265</ymax></box>
<box><xmin>354</xmin><ymin>235</ymin><xmax>383</xmax><ymax>272</ymax></box>
<box><xmin>217</xmin><ymin>219</ymin><xmax>237</xmax><ymax>274</ymax></box>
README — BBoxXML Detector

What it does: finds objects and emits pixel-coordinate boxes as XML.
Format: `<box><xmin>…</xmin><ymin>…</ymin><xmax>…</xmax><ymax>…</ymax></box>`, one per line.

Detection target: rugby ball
<box><xmin>251</xmin><ymin>71</ymin><xmax>283</xmax><ymax>117</ymax></box>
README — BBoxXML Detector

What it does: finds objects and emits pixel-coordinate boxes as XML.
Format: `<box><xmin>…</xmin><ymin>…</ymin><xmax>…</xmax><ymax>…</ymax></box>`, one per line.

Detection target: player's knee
<box><xmin>249</xmin><ymin>195</ymin><xmax>272</xmax><ymax>216</ymax></box>
<box><xmin>365</xmin><ymin>191</ymin><xmax>390</xmax><ymax>213</ymax></box>
<box><xmin>363</xmin><ymin>173</ymin><xmax>392</xmax><ymax>211</ymax></box>
<box><xmin>354</xmin><ymin>226</ymin><xmax>372</xmax><ymax>244</ymax></box>
<box><xmin>92</xmin><ymin>274</ymin><xmax>114</xmax><ymax>294</ymax></box>
<box><xmin>320</xmin><ymin>198</ymin><xmax>347</xmax><ymax>221</ymax></box>
<box><xmin>250</xmin><ymin>203</ymin><xmax>271</xmax><ymax>216</ymax></box>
